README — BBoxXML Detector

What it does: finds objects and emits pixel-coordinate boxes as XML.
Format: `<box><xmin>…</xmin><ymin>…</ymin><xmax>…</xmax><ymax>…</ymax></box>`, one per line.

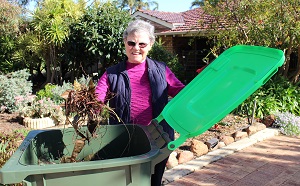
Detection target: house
<box><xmin>132</xmin><ymin>8</ymin><xmax>214</xmax><ymax>83</ymax></box>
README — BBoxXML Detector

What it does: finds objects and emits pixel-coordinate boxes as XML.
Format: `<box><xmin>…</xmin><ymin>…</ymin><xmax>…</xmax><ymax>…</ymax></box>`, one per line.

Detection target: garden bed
<box><xmin>0</xmin><ymin>113</ymin><xmax>251</xmax><ymax>144</ymax></box>
<box><xmin>0</xmin><ymin>113</ymin><xmax>26</xmax><ymax>134</ymax></box>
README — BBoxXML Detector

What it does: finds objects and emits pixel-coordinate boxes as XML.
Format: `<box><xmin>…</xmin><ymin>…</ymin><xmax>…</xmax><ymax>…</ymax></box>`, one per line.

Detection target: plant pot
<box><xmin>23</xmin><ymin>117</ymin><xmax>55</xmax><ymax>129</ymax></box>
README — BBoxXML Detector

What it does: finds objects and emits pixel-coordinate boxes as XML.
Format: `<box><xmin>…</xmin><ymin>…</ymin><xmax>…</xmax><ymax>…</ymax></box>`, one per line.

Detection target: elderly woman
<box><xmin>95</xmin><ymin>19</ymin><xmax>185</xmax><ymax>186</ymax></box>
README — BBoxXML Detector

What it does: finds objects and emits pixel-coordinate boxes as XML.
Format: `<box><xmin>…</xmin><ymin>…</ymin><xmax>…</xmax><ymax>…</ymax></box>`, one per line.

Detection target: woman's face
<box><xmin>124</xmin><ymin>32</ymin><xmax>153</xmax><ymax>64</ymax></box>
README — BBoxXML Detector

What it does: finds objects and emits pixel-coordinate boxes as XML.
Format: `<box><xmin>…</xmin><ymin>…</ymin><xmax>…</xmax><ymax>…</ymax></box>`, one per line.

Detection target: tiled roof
<box><xmin>136</xmin><ymin>8</ymin><xmax>214</xmax><ymax>34</ymax></box>
<box><xmin>138</xmin><ymin>10</ymin><xmax>184</xmax><ymax>24</ymax></box>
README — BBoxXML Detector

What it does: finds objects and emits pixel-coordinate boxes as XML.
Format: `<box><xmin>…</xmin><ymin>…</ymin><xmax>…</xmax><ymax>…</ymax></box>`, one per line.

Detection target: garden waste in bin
<box><xmin>0</xmin><ymin>45</ymin><xmax>285</xmax><ymax>186</ymax></box>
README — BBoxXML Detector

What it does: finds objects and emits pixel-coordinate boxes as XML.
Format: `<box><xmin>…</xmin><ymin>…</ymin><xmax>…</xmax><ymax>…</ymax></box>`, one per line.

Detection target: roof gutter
<box><xmin>132</xmin><ymin>12</ymin><xmax>174</xmax><ymax>29</ymax></box>
<box><xmin>155</xmin><ymin>30</ymin><xmax>208</xmax><ymax>37</ymax></box>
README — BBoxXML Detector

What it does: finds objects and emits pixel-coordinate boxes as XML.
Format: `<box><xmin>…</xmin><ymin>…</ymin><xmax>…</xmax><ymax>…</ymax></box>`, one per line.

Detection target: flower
<box><xmin>0</xmin><ymin>106</ymin><xmax>7</xmax><ymax>113</ymax></box>
<box><xmin>15</xmin><ymin>94</ymin><xmax>65</xmax><ymax>125</ymax></box>
<box><xmin>273</xmin><ymin>111</ymin><xmax>300</xmax><ymax>136</ymax></box>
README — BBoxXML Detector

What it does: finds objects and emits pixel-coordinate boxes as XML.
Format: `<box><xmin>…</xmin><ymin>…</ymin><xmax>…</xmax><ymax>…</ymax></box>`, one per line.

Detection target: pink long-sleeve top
<box><xmin>95</xmin><ymin>61</ymin><xmax>185</xmax><ymax>125</ymax></box>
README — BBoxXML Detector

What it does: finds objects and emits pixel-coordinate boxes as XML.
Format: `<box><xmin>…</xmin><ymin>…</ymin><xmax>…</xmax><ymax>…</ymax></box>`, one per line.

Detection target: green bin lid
<box><xmin>155</xmin><ymin>45</ymin><xmax>285</xmax><ymax>150</ymax></box>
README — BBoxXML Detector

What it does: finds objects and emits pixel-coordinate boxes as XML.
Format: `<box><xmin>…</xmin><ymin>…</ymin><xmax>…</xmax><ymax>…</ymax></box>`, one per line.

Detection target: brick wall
<box><xmin>158</xmin><ymin>36</ymin><xmax>174</xmax><ymax>53</ymax></box>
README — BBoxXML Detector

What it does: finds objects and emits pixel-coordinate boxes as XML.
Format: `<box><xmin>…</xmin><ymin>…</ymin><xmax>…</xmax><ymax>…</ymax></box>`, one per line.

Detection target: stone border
<box><xmin>162</xmin><ymin>128</ymin><xmax>280</xmax><ymax>185</ymax></box>
<box><xmin>23</xmin><ymin>117</ymin><xmax>55</xmax><ymax>129</ymax></box>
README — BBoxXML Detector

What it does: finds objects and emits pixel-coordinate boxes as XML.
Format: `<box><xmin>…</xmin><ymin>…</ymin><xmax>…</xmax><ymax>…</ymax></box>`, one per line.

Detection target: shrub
<box><xmin>36</xmin><ymin>84</ymin><xmax>57</xmax><ymax>102</ymax></box>
<box><xmin>233</xmin><ymin>76</ymin><xmax>300</xmax><ymax>119</ymax></box>
<box><xmin>36</xmin><ymin>77</ymin><xmax>91</xmax><ymax>106</ymax></box>
<box><xmin>51</xmin><ymin>81</ymin><xmax>73</xmax><ymax>104</ymax></box>
<box><xmin>15</xmin><ymin>77</ymin><xmax>94</xmax><ymax>125</ymax></box>
<box><xmin>273</xmin><ymin>112</ymin><xmax>300</xmax><ymax>136</ymax></box>
<box><xmin>37</xmin><ymin>82</ymin><xmax>73</xmax><ymax>105</ymax></box>
<box><xmin>0</xmin><ymin>69</ymin><xmax>32</xmax><ymax>112</ymax></box>
<box><xmin>0</xmin><ymin>129</ymin><xmax>29</xmax><ymax>168</ymax></box>
<box><xmin>76</xmin><ymin>75</ymin><xmax>96</xmax><ymax>86</ymax></box>
<box><xmin>148</xmin><ymin>39</ymin><xmax>184</xmax><ymax>82</ymax></box>
<box><xmin>15</xmin><ymin>95</ymin><xmax>65</xmax><ymax>125</ymax></box>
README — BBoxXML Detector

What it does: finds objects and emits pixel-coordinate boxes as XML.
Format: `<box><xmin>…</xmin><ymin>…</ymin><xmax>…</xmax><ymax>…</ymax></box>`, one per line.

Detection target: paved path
<box><xmin>163</xmin><ymin>129</ymin><xmax>300</xmax><ymax>186</ymax></box>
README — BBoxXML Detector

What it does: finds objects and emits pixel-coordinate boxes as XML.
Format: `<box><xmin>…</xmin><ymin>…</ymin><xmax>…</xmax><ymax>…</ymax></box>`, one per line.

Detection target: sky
<box><xmin>28</xmin><ymin>0</ymin><xmax>196</xmax><ymax>13</ymax></box>
<box><xmin>154</xmin><ymin>0</ymin><xmax>195</xmax><ymax>12</ymax></box>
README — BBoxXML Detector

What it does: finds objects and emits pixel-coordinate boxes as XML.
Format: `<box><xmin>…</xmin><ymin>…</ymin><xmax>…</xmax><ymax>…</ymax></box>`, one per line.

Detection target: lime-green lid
<box><xmin>155</xmin><ymin>45</ymin><xmax>285</xmax><ymax>150</ymax></box>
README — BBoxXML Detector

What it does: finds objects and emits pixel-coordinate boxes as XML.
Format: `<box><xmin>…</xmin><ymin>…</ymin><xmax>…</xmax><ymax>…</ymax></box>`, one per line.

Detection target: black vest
<box><xmin>106</xmin><ymin>57</ymin><xmax>174</xmax><ymax>140</ymax></box>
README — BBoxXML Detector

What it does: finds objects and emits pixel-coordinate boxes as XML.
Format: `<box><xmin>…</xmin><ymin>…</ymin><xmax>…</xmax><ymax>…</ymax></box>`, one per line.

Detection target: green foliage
<box><xmin>0</xmin><ymin>35</ymin><xmax>17</xmax><ymax>73</ymax></box>
<box><xmin>36</xmin><ymin>77</ymin><xmax>88</xmax><ymax>105</ymax></box>
<box><xmin>202</xmin><ymin>0</ymin><xmax>299</xmax><ymax>49</ymax></box>
<box><xmin>233</xmin><ymin>76</ymin><xmax>300</xmax><ymax>119</ymax></box>
<box><xmin>11</xmin><ymin>31</ymin><xmax>46</xmax><ymax>74</ymax></box>
<box><xmin>273</xmin><ymin>112</ymin><xmax>300</xmax><ymax>136</ymax></box>
<box><xmin>32</xmin><ymin>0</ymin><xmax>84</xmax><ymax>47</ymax></box>
<box><xmin>0</xmin><ymin>1</ymin><xmax>25</xmax><ymax>74</ymax></box>
<box><xmin>202</xmin><ymin>0</ymin><xmax>300</xmax><ymax>83</ymax></box>
<box><xmin>36</xmin><ymin>83</ymin><xmax>72</xmax><ymax>105</ymax></box>
<box><xmin>0</xmin><ymin>129</ymin><xmax>29</xmax><ymax>168</ymax></box>
<box><xmin>191</xmin><ymin>0</ymin><xmax>205</xmax><ymax>8</ymax></box>
<box><xmin>114</xmin><ymin>0</ymin><xmax>159</xmax><ymax>14</ymax></box>
<box><xmin>23</xmin><ymin>77</ymin><xmax>92</xmax><ymax>124</ymax></box>
<box><xmin>148</xmin><ymin>39</ymin><xmax>185</xmax><ymax>82</ymax></box>
<box><xmin>0</xmin><ymin>22</ymin><xmax>46</xmax><ymax>75</ymax></box>
<box><xmin>31</xmin><ymin>0</ymin><xmax>85</xmax><ymax>84</ymax></box>
<box><xmin>15</xmin><ymin>94</ymin><xmax>66</xmax><ymax>124</ymax></box>
<box><xmin>0</xmin><ymin>69</ymin><xmax>32</xmax><ymax>112</ymax></box>
<box><xmin>50</xmin><ymin>81</ymin><xmax>73</xmax><ymax>103</ymax></box>
<box><xmin>76</xmin><ymin>75</ymin><xmax>95</xmax><ymax>86</ymax></box>
<box><xmin>36</xmin><ymin>84</ymin><xmax>57</xmax><ymax>100</ymax></box>
<box><xmin>66</xmin><ymin>2</ymin><xmax>132</xmax><ymax>77</ymax></box>
<box><xmin>0</xmin><ymin>0</ymin><xmax>21</xmax><ymax>35</ymax></box>
<box><xmin>16</xmin><ymin>76</ymin><xmax>91</xmax><ymax>124</ymax></box>
<box><xmin>0</xmin><ymin>31</ymin><xmax>43</xmax><ymax>74</ymax></box>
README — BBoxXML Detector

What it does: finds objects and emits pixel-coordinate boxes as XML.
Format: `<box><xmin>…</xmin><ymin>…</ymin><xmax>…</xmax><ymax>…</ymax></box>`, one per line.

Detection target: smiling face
<box><xmin>124</xmin><ymin>31</ymin><xmax>153</xmax><ymax>64</ymax></box>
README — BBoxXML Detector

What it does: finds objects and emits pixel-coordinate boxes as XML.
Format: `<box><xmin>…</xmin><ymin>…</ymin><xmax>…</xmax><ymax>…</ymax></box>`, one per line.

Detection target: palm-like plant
<box><xmin>31</xmin><ymin>0</ymin><xmax>84</xmax><ymax>84</ymax></box>
<box><xmin>191</xmin><ymin>0</ymin><xmax>204</xmax><ymax>8</ymax></box>
<box><xmin>115</xmin><ymin>0</ymin><xmax>158</xmax><ymax>14</ymax></box>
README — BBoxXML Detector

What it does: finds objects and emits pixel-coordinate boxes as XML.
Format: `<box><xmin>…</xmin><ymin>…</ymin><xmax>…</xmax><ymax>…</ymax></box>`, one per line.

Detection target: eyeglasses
<box><xmin>127</xmin><ymin>41</ymin><xmax>148</xmax><ymax>48</ymax></box>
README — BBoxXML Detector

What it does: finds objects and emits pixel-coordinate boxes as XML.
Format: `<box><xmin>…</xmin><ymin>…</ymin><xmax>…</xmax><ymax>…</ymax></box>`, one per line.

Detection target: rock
<box><xmin>262</xmin><ymin>114</ymin><xmax>275</xmax><ymax>127</ymax></box>
<box><xmin>253</xmin><ymin>122</ymin><xmax>267</xmax><ymax>131</ymax></box>
<box><xmin>211</xmin><ymin>144</ymin><xmax>219</xmax><ymax>151</ymax></box>
<box><xmin>166</xmin><ymin>152</ymin><xmax>178</xmax><ymax>169</ymax></box>
<box><xmin>232</xmin><ymin>131</ymin><xmax>248</xmax><ymax>141</ymax></box>
<box><xmin>178</xmin><ymin>151</ymin><xmax>194</xmax><ymax>164</ymax></box>
<box><xmin>219</xmin><ymin>136</ymin><xmax>235</xmax><ymax>145</ymax></box>
<box><xmin>190</xmin><ymin>139</ymin><xmax>208</xmax><ymax>156</ymax></box>
<box><xmin>218</xmin><ymin>141</ymin><xmax>226</xmax><ymax>148</ymax></box>
<box><xmin>205</xmin><ymin>138</ymin><xmax>219</xmax><ymax>150</ymax></box>
<box><xmin>245</xmin><ymin>125</ymin><xmax>257</xmax><ymax>136</ymax></box>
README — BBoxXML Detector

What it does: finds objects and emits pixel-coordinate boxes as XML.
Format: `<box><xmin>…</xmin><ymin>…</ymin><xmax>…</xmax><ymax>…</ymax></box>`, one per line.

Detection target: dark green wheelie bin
<box><xmin>0</xmin><ymin>123</ymin><xmax>171</xmax><ymax>186</ymax></box>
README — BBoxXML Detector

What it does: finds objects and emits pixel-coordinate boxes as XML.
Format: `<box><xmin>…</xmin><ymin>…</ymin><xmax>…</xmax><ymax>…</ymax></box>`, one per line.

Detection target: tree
<box><xmin>11</xmin><ymin>30</ymin><xmax>46</xmax><ymax>84</ymax></box>
<box><xmin>114</xmin><ymin>0</ymin><xmax>158</xmax><ymax>14</ymax></box>
<box><xmin>0</xmin><ymin>0</ymin><xmax>22</xmax><ymax>73</ymax></box>
<box><xmin>191</xmin><ymin>0</ymin><xmax>204</xmax><ymax>8</ymax></box>
<box><xmin>0</xmin><ymin>0</ymin><xmax>22</xmax><ymax>35</ymax></box>
<box><xmin>64</xmin><ymin>2</ymin><xmax>132</xmax><ymax>81</ymax></box>
<box><xmin>201</xmin><ymin>0</ymin><xmax>300</xmax><ymax>83</ymax></box>
<box><xmin>31</xmin><ymin>0</ymin><xmax>84</xmax><ymax>84</ymax></box>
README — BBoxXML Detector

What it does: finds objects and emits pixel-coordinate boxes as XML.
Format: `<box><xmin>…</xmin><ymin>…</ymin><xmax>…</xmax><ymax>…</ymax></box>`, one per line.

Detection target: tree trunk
<box><xmin>50</xmin><ymin>44</ymin><xmax>56</xmax><ymax>84</ymax></box>
<box><xmin>283</xmin><ymin>36</ymin><xmax>293</xmax><ymax>78</ymax></box>
<box><xmin>46</xmin><ymin>45</ymin><xmax>52</xmax><ymax>84</ymax></box>
<box><xmin>291</xmin><ymin>45</ymin><xmax>300</xmax><ymax>84</ymax></box>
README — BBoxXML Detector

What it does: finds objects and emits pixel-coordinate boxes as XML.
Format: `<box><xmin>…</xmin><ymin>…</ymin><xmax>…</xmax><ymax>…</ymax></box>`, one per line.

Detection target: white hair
<box><xmin>123</xmin><ymin>19</ymin><xmax>155</xmax><ymax>43</ymax></box>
